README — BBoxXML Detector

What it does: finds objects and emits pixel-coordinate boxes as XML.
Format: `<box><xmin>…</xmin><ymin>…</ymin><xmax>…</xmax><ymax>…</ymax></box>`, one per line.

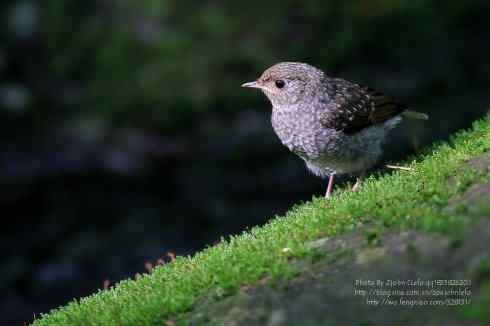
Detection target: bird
<box><xmin>242</xmin><ymin>62</ymin><xmax>428</xmax><ymax>198</ymax></box>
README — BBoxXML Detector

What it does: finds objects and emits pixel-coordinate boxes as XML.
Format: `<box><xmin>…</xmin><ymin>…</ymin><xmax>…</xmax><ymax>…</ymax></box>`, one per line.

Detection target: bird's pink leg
<box><xmin>325</xmin><ymin>174</ymin><xmax>335</xmax><ymax>198</ymax></box>
<box><xmin>352</xmin><ymin>178</ymin><xmax>361</xmax><ymax>192</ymax></box>
<box><xmin>351</xmin><ymin>173</ymin><xmax>364</xmax><ymax>192</ymax></box>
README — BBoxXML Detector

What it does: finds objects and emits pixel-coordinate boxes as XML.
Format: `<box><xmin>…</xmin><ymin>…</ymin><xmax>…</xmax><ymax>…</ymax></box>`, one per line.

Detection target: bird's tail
<box><xmin>402</xmin><ymin>110</ymin><xmax>429</xmax><ymax>120</ymax></box>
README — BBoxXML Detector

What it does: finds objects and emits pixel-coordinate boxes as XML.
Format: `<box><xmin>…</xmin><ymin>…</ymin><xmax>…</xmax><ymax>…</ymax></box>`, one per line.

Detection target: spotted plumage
<box><xmin>242</xmin><ymin>62</ymin><xmax>428</xmax><ymax>197</ymax></box>
<box><xmin>320</xmin><ymin>79</ymin><xmax>407</xmax><ymax>134</ymax></box>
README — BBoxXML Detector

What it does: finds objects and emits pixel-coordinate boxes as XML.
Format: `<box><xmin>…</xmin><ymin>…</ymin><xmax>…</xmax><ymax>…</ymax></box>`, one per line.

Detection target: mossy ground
<box><xmin>34</xmin><ymin>114</ymin><xmax>490</xmax><ymax>325</ymax></box>
<box><xmin>180</xmin><ymin>220</ymin><xmax>490</xmax><ymax>325</ymax></box>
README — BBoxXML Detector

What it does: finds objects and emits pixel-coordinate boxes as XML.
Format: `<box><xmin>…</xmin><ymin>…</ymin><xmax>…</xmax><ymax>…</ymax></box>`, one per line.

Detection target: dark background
<box><xmin>1</xmin><ymin>1</ymin><xmax>489</xmax><ymax>324</ymax></box>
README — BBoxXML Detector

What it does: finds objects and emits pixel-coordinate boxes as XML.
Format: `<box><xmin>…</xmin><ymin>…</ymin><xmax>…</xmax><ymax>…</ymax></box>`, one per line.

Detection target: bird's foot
<box><xmin>352</xmin><ymin>178</ymin><xmax>361</xmax><ymax>192</ymax></box>
<box><xmin>352</xmin><ymin>182</ymin><xmax>360</xmax><ymax>192</ymax></box>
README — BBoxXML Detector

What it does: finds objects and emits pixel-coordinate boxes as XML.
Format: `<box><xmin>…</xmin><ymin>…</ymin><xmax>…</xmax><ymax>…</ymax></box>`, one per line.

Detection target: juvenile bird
<box><xmin>242</xmin><ymin>62</ymin><xmax>428</xmax><ymax>198</ymax></box>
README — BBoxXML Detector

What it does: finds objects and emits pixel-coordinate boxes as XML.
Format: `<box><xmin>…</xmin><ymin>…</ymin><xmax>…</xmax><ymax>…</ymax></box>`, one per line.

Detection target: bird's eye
<box><xmin>275</xmin><ymin>80</ymin><xmax>286</xmax><ymax>89</ymax></box>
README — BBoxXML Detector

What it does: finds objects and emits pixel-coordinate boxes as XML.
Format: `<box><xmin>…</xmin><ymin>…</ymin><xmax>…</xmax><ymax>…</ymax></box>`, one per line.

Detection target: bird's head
<box><xmin>242</xmin><ymin>62</ymin><xmax>324</xmax><ymax>107</ymax></box>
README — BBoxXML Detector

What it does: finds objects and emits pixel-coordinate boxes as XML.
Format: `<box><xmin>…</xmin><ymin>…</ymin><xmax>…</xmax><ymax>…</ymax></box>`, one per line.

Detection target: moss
<box><xmin>460</xmin><ymin>280</ymin><xmax>490</xmax><ymax>322</ymax></box>
<box><xmin>34</xmin><ymin>113</ymin><xmax>490</xmax><ymax>325</ymax></box>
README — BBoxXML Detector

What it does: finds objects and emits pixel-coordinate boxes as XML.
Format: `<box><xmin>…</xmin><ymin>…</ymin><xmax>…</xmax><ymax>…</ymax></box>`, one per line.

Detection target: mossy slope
<box><xmin>34</xmin><ymin>114</ymin><xmax>490</xmax><ymax>325</ymax></box>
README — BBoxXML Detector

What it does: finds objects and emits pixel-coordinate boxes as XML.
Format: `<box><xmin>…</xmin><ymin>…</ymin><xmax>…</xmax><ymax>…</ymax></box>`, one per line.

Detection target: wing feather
<box><xmin>320</xmin><ymin>79</ymin><xmax>406</xmax><ymax>134</ymax></box>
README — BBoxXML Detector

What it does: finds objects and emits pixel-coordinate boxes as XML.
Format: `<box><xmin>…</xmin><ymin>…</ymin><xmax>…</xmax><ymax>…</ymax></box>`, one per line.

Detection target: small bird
<box><xmin>242</xmin><ymin>62</ymin><xmax>428</xmax><ymax>198</ymax></box>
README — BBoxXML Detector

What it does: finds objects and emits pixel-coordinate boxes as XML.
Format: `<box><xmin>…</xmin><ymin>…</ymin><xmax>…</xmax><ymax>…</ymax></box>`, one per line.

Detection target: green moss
<box><xmin>34</xmin><ymin>113</ymin><xmax>490</xmax><ymax>325</ymax></box>
<box><xmin>363</xmin><ymin>227</ymin><xmax>383</xmax><ymax>247</ymax></box>
<box><xmin>460</xmin><ymin>280</ymin><xmax>490</xmax><ymax>322</ymax></box>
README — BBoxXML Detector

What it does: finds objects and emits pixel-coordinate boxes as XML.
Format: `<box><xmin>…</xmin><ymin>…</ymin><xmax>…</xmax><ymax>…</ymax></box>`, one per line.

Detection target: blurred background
<box><xmin>1</xmin><ymin>1</ymin><xmax>490</xmax><ymax>324</ymax></box>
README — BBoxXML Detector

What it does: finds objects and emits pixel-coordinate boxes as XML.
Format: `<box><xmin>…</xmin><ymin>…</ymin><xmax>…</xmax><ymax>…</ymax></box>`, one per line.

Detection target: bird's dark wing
<box><xmin>319</xmin><ymin>78</ymin><xmax>406</xmax><ymax>135</ymax></box>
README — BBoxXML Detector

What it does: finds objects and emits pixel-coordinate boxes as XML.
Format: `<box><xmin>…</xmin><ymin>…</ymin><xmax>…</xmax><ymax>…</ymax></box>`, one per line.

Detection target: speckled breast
<box><xmin>270</xmin><ymin>105</ymin><xmax>402</xmax><ymax>176</ymax></box>
<box><xmin>271</xmin><ymin>105</ymin><xmax>335</xmax><ymax>160</ymax></box>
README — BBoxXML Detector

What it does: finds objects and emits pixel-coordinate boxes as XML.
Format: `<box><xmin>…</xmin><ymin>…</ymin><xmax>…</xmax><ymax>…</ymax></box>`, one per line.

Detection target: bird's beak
<box><xmin>241</xmin><ymin>81</ymin><xmax>261</xmax><ymax>89</ymax></box>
